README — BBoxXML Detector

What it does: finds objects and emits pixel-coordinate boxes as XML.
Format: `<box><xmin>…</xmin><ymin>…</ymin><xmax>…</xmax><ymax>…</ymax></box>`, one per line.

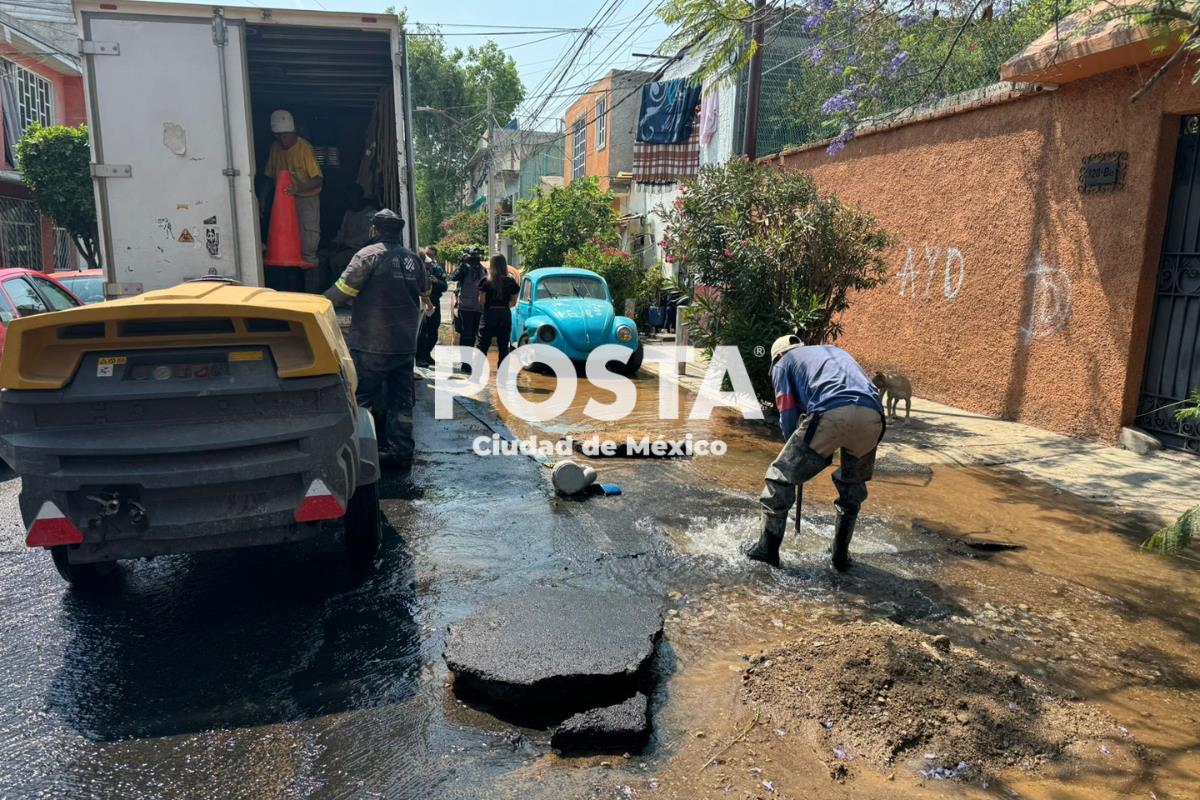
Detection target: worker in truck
<box><xmin>325</xmin><ymin>210</ymin><xmax>432</xmax><ymax>488</ymax></box>
<box><xmin>743</xmin><ymin>335</ymin><xmax>886</xmax><ymax>572</ymax></box>
<box><xmin>264</xmin><ymin>109</ymin><xmax>323</xmax><ymax>292</ymax></box>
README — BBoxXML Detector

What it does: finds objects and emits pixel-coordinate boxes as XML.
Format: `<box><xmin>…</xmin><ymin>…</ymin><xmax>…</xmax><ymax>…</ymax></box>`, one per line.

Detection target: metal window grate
<box><xmin>595</xmin><ymin>93</ymin><xmax>607</xmax><ymax>150</ymax></box>
<box><xmin>0</xmin><ymin>197</ymin><xmax>42</xmax><ymax>269</ymax></box>
<box><xmin>571</xmin><ymin>116</ymin><xmax>586</xmax><ymax>178</ymax></box>
<box><xmin>4</xmin><ymin>58</ymin><xmax>53</xmax><ymax>132</ymax></box>
<box><xmin>52</xmin><ymin>226</ymin><xmax>74</xmax><ymax>270</ymax></box>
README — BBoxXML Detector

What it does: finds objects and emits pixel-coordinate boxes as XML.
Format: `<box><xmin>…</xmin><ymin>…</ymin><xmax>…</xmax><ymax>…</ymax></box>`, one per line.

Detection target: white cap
<box><xmin>770</xmin><ymin>334</ymin><xmax>803</xmax><ymax>363</ymax></box>
<box><xmin>270</xmin><ymin>109</ymin><xmax>295</xmax><ymax>133</ymax></box>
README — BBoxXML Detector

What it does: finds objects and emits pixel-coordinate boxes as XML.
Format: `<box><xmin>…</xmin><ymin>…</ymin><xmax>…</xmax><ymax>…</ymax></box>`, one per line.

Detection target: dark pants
<box><xmin>416</xmin><ymin>302</ymin><xmax>442</xmax><ymax>364</ymax></box>
<box><xmin>476</xmin><ymin>307</ymin><xmax>512</xmax><ymax>362</ymax></box>
<box><xmin>352</xmin><ymin>350</ymin><xmax>415</xmax><ymax>465</ymax></box>
<box><xmin>265</xmin><ymin>266</ymin><xmax>306</xmax><ymax>293</ymax></box>
<box><xmin>457</xmin><ymin>309</ymin><xmax>481</xmax><ymax>350</ymax></box>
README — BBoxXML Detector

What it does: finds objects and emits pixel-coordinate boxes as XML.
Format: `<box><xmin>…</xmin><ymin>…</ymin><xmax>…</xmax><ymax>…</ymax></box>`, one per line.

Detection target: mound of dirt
<box><xmin>740</xmin><ymin>621</ymin><xmax>1127</xmax><ymax>782</ymax></box>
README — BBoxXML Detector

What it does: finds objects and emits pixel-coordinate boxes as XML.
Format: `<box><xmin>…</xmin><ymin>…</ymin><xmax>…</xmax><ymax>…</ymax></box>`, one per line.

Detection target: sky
<box><xmin>171</xmin><ymin>0</ymin><xmax>674</xmax><ymax>130</ymax></box>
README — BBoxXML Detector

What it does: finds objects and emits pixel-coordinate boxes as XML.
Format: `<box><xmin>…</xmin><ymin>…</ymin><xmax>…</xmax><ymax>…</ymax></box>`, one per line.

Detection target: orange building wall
<box><xmin>563</xmin><ymin>75</ymin><xmax>614</xmax><ymax>191</ymax></box>
<box><xmin>776</xmin><ymin>64</ymin><xmax>1200</xmax><ymax>442</ymax></box>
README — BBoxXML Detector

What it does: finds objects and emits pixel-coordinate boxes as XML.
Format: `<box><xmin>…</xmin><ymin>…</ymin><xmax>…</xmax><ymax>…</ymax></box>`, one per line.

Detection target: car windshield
<box><xmin>536</xmin><ymin>276</ymin><xmax>606</xmax><ymax>301</ymax></box>
<box><xmin>62</xmin><ymin>277</ymin><xmax>104</xmax><ymax>304</ymax></box>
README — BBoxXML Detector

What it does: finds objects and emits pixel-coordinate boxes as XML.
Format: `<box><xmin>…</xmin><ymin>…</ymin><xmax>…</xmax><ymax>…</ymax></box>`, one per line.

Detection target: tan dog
<box><xmin>872</xmin><ymin>371</ymin><xmax>912</xmax><ymax>419</ymax></box>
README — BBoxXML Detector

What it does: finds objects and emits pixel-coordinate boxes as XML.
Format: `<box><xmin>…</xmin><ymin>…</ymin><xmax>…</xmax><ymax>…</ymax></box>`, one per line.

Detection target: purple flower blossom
<box><xmin>883</xmin><ymin>51</ymin><xmax>910</xmax><ymax>78</ymax></box>
<box><xmin>803</xmin><ymin>14</ymin><xmax>822</xmax><ymax>34</ymax></box>
<box><xmin>821</xmin><ymin>93</ymin><xmax>857</xmax><ymax>115</ymax></box>
<box><xmin>817</xmin><ymin>0</ymin><xmax>834</xmax><ymax>11</ymax></box>
<box><xmin>826</xmin><ymin>126</ymin><xmax>853</xmax><ymax>156</ymax></box>
<box><xmin>809</xmin><ymin>44</ymin><xmax>826</xmax><ymax>64</ymax></box>
<box><xmin>899</xmin><ymin>13</ymin><xmax>922</xmax><ymax>27</ymax></box>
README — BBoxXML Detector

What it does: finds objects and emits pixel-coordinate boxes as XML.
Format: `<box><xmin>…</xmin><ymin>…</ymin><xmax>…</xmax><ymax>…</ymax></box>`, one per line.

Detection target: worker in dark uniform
<box><xmin>324</xmin><ymin>210</ymin><xmax>432</xmax><ymax>481</ymax></box>
<box><xmin>416</xmin><ymin>245</ymin><xmax>448</xmax><ymax>368</ymax></box>
<box><xmin>743</xmin><ymin>335</ymin><xmax>886</xmax><ymax>571</ymax></box>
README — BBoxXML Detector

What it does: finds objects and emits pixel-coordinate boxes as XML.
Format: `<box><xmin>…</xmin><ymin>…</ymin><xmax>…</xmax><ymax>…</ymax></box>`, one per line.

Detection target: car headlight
<box><xmin>615</xmin><ymin>325</ymin><xmax>634</xmax><ymax>343</ymax></box>
<box><xmin>537</xmin><ymin>324</ymin><xmax>556</xmax><ymax>342</ymax></box>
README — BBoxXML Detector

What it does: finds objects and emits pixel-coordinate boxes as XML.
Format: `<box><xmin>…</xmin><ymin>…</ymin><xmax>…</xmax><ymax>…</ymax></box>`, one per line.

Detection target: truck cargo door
<box><xmin>80</xmin><ymin>10</ymin><xmax>259</xmax><ymax>293</ymax></box>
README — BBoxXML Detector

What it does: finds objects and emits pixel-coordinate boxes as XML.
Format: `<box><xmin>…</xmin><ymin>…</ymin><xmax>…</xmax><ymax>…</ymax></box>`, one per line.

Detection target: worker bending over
<box><xmin>325</xmin><ymin>210</ymin><xmax>432</xmax><ymax>488</ymax></box>
<box><xmin>744</xmin><ymin>336</ymin><xmax>886</xmax><ymax>571</ymax></box>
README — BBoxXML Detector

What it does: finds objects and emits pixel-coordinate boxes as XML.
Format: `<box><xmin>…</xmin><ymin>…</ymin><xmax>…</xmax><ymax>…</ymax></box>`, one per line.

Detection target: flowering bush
<box><xmin>510</xmin><ymin>177</ymin><xmax>619</xmax><ymax>268</ymax></box>
<box><xmin>661</xmin><ymin>158</ymin><xmax>890</xmax><ymax>404</ymax></box>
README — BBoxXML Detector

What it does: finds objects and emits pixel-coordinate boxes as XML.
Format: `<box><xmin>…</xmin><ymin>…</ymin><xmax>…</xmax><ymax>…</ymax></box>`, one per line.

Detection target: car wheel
<box><xmin>516</xmin><ymin>333</ymin><xmax>546</xmax><ymax>372</ymax></box>
<box><xmin>344</xmin><ymin>481</ymin><xmax>381</xmax><ymax>567</ymax></box>
<box><xmin>50</xmin><ymin>546</ymin><xmax>117</xmax><ymax>589</ymax></box>
<box><xmin>611</xmin><ymin>343</ymin><xmax>644</xmax><ymax>376</ymax></box>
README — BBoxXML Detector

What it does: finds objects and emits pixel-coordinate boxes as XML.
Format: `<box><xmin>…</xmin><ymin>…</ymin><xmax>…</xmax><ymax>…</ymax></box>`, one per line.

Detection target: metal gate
<box><xmin>1137</xmin><ymin>116</ymin><xmax>1200</xmax><ymax>454</ymax></box>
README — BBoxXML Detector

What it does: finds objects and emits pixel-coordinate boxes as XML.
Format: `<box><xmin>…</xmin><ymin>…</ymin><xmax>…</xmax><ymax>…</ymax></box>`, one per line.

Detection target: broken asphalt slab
<box><xmin>551</xmin><ymin>692</ymin><xmax>650</xmax><ymax>752</ymax></box>
<box><xmin>444</xmin><ymin>588</ymin><xmax>665</xmax><ymax>716</ymax></box>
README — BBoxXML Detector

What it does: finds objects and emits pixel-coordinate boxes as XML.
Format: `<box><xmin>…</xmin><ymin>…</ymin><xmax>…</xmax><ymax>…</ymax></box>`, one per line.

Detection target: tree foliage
<box><xmin>660</xmin><ymin>0</ymin><xmax>1082</xmax><ymax>153</ymax></box>
<box><xmin>509</xmin><ymin>178</ymin><xmax>619</xmax><ymax>268</ymax></box>
<box><xmin>405</xmin><ymin>24</ymin><xmax>524</xmax><ymax>244</ymax></box>
<box><xmin>16</xmin><ymin>124</ymin><xmax>99</xmax><ymax>268</ymax></box>
<box><xmin>660</xmin><ymin>159</ymin><xmax>891</xmax><ymax>403</ymax></box>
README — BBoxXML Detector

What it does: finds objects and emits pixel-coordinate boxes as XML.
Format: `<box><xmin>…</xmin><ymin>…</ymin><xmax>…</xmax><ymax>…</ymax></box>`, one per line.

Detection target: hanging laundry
<box><xmin>636</xmin><ymin>78</ymin><xmax>703</xmax><ymax>144</ymax></box>
<box><xmin>633</xmin><ymin>128</ymin><xmax>700</xmax><ymax>184</ymax></box>
<box><xmin>698</xmin><ymin>77</ymin><xmax>719</xmax><ymax>147</ymax></box>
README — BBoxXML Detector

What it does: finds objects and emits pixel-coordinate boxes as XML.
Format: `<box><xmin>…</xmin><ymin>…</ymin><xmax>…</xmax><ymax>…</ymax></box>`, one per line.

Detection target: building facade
<box><xmin>562</xmin><ymin>69</ymin><xmax>650</xmax><ymax>192</ymax></box>
<box><xmin>0</xmin><ymin>2</ymin><xmax>86</xmax><ymax>272</ymax></box>
<box><xmin>775</xmin><ymin>18</ymin><xmax>1200</xmax><ymax>452</ymax></box>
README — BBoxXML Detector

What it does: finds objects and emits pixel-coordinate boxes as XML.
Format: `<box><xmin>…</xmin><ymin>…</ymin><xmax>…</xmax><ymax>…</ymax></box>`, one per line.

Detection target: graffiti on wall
<box><xmin>897</xmin><ymin>243</ymin><xmax>966</xmax><ymax>300</ymax></box>
<box><xmin>1020</xmin><ymin>254</ymin><xmax>1072</xmax><ymax>343</ymax></box>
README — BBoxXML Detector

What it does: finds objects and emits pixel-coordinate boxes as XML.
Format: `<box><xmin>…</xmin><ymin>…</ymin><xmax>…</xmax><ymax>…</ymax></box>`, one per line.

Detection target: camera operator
<box><xmin>451</xmin><ymin>247</ymin><xmax>486</xmax><ymax>366</ymax></box>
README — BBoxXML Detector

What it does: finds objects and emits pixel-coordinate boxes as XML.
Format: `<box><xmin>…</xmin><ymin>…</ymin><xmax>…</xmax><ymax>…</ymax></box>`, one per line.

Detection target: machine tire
<box><xmin>344</xmin><ymin>481</ymin><xmax>381</xmax><ymax>566</ymax></box>
<box><xmin>50</xmin><ymin>546</ymin><xmax>116</xmax><ymax>589</ymax></box>
<box><xmin>612</xmin><ymin>343</ymin><xmax>644</xmax><ymax>376</ymax></box>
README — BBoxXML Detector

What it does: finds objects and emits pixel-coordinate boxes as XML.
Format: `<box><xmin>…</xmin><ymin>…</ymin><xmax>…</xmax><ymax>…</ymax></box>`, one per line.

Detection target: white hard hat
<box><xmin>270</xmin><ymin>109</ymin><xmax>295</xmax><ymax>133</ymax></box>
<box><xmin>770</xmin><ymin>334</ymin><xmax>803</xmax><ymax>363</ymax></box>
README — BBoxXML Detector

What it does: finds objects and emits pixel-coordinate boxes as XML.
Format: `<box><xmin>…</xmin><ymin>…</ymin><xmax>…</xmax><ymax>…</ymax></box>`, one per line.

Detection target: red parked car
<box><xmin>0</xmin><ymin>269</ymin><xmax>83</xmax><ymax>362</ymax></box>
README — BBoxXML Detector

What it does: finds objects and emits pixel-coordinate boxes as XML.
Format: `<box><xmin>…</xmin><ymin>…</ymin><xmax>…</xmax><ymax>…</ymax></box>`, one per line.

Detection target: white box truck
<box><xmin>74</xmin><ymin>0</ymin><xmax>418</xmax><ymax>295</ymax></box>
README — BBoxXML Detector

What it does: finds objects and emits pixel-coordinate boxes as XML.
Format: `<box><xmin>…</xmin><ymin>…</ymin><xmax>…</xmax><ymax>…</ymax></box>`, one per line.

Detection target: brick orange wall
<box><xmin>777</xmin><ymin>64</ymin><xmax>1200</xmax><ymax>442</ymax></box>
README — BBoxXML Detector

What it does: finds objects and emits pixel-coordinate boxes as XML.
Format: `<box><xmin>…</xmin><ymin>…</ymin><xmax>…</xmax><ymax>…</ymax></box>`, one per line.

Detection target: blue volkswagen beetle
<box><xmin>510</xmin><ymin>267</ymin><xmax>643</xmax><ymax>374</ymax></box>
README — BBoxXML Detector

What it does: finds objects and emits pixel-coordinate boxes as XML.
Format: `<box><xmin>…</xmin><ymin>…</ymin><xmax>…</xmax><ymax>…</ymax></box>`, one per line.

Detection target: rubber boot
<box><xmin>831</xmin><ymin>505</ymin><xmax>858</xmax><ymax>572</ymax></box>
<box><xmin>742</xmin><ymin>531</ymin><xmax>783</xmax><ymax>568</ymax></box>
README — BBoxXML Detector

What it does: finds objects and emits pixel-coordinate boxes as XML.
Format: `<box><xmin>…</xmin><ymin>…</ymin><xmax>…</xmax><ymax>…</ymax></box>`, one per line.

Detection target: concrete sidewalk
<box><xmin>640</xmin><ymin>337</ymin><xmax>1198</xmax><ymax>524</ymax></box>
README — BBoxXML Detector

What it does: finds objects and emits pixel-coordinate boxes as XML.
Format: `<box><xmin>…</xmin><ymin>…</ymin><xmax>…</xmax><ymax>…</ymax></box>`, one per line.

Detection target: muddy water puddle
<box><xmin>481</xmin><ymin>361</ymin><xmax>1200</xmax><ymax>798</ymax></box>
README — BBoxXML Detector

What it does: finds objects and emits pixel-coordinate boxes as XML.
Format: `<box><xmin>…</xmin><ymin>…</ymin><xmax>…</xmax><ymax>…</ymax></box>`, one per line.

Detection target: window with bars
<box><xmin>571</xmin><ymin>116</ymin><xmax>586</xmax><ymax>179</ymax></box>
<box><xmin>595</xmin><ymin>94</ymin><xmax>607</xmax><ymax>150</ymax></box>
<box><xmin>0</xmin><ymin>196</ymin><xmax>42</xmax><ymax>269</ymax></box>
<box><xmin>3</xmin><ymin>59</ymin><xmax>53</xmax><ymax>133</ymax></box>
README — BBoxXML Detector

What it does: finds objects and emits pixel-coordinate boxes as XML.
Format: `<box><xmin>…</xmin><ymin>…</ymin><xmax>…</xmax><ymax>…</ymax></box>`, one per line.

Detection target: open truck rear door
<box><xmin>75</xmin><ymin>1</ymin><xmax>418</xmax><ymax>296</ymax></box>
<box><xmin>77</xmin><ymin>3</ymin><xmax>259</xmax><ymax>294</ymax></box>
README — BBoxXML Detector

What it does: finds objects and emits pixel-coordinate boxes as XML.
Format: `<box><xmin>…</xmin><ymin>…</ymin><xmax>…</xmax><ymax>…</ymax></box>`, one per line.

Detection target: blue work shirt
<box><xmin>772</xmin><ymin>345</ymin><xmax>884</xmax><ymax>439</ymax></box>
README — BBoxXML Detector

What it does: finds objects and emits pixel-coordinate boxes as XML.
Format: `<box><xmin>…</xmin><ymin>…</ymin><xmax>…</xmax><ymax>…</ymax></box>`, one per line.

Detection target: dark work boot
<box><xmin>831</xmin><ymin>505</ymin><xmax>858</xmax><ymax>572</ymax></box>
<box><xmin>742</xmin><ymin>531</ymin><xmax>783</xmax><ymax>568</ymax></box>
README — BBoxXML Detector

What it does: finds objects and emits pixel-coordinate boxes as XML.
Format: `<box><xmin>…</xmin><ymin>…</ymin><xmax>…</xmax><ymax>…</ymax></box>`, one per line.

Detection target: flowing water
<box><xmin>0</xmin><ymin>358</ymin><xmax>1195</xmax><ymax>799</ymax></box>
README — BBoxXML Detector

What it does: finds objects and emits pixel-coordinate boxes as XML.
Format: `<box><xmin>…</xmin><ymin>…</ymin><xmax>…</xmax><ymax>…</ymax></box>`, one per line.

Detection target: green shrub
<box><xmin>660</xmin><ymin>159</ymin><xmax>891</xmax><ymax>404</ymax></box>
<box><xmin>564</xmin><ymin>239</ymin><xmax>643</xmax><ymax>315</ymax></box>
<box><xmin>16</xmin><ymin>124</ymin><xmax>99</xmax><ymax>267</ymax></box>
<box><xmin>509</xmin><ymin>177</ymin><xmax>618</xmax><ymax>268</ymax></box>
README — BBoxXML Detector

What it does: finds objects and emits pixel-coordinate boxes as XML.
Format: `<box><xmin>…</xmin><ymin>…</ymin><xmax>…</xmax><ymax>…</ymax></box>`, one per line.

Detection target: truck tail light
<box><xmin>295</xmin><ymin>479</ymin><xmax>345</xmax><ymax>522</ymax></box>
<box><xmin>26</xmin><ymin>501</ymin><xmax>84</xmax><ymax>548</ymax></box>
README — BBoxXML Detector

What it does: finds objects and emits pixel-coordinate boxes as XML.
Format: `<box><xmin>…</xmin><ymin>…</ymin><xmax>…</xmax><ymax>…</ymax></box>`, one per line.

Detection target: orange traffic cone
<box><xmin>264</xmin><ymin>171</ymin><xmax>314</xmax><ymax>268</ymax></box>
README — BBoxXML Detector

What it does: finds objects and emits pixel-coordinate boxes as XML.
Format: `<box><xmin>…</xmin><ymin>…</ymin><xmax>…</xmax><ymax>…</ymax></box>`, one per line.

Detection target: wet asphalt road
<box><xmin>0</xmin><ymin>373</ymin><xmax>966</xmax><ymax>799</ymax></box>
<box><xmin>0</xmin><ymin>377</ymin><xmax>686</xmax><ymax>799</ymax></box>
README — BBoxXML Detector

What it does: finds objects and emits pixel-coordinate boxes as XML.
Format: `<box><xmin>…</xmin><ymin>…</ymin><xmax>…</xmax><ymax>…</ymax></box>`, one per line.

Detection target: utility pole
<box><xmin>486</xmin><ymin>88</ymin><xmax>497</xmax><ymax>256</ymax></box>
<box><xmin>742</xmin><ymin>0</ymin><xmax>766</xmax><ymax>160</ymax></box>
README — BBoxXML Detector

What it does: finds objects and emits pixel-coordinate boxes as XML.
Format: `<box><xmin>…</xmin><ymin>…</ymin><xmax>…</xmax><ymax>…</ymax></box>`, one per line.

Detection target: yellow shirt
<box><xmin>265</xmin><ymin>137</ymin><xmax>323</xmax><ymax>197</ymax></box>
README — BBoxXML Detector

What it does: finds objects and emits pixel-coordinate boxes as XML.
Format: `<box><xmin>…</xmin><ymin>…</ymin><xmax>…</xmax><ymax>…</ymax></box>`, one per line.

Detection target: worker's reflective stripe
<box><xmin>335</xmin><ymin>279</ymin><xmax>360</xmax><ymax>297</ymax></box>
<box><xmin>775</xmin><ymin>393</ymin><xmax>796</xmax><ymax>413</ymax></box>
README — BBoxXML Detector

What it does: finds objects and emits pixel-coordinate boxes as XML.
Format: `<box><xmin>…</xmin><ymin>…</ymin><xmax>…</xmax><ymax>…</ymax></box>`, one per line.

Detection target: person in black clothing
<box><xmin>416</xmin><ymin>245</ymin><xmax>448</xmax><ymax>367</ymax></box>
<box><xmin>476</xmin><ymin>254</ymin><xmax>520</xmax><ymax>362</ymax></box>
<box><xmin>324</xmin><ymin>209</ymin><xmax>431</xmax><ymax>479</ymax></box>
<box><xmin>451</xmin><ymin>248</ymin><xmax>486</xmax><ymax>363</ymax></box>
